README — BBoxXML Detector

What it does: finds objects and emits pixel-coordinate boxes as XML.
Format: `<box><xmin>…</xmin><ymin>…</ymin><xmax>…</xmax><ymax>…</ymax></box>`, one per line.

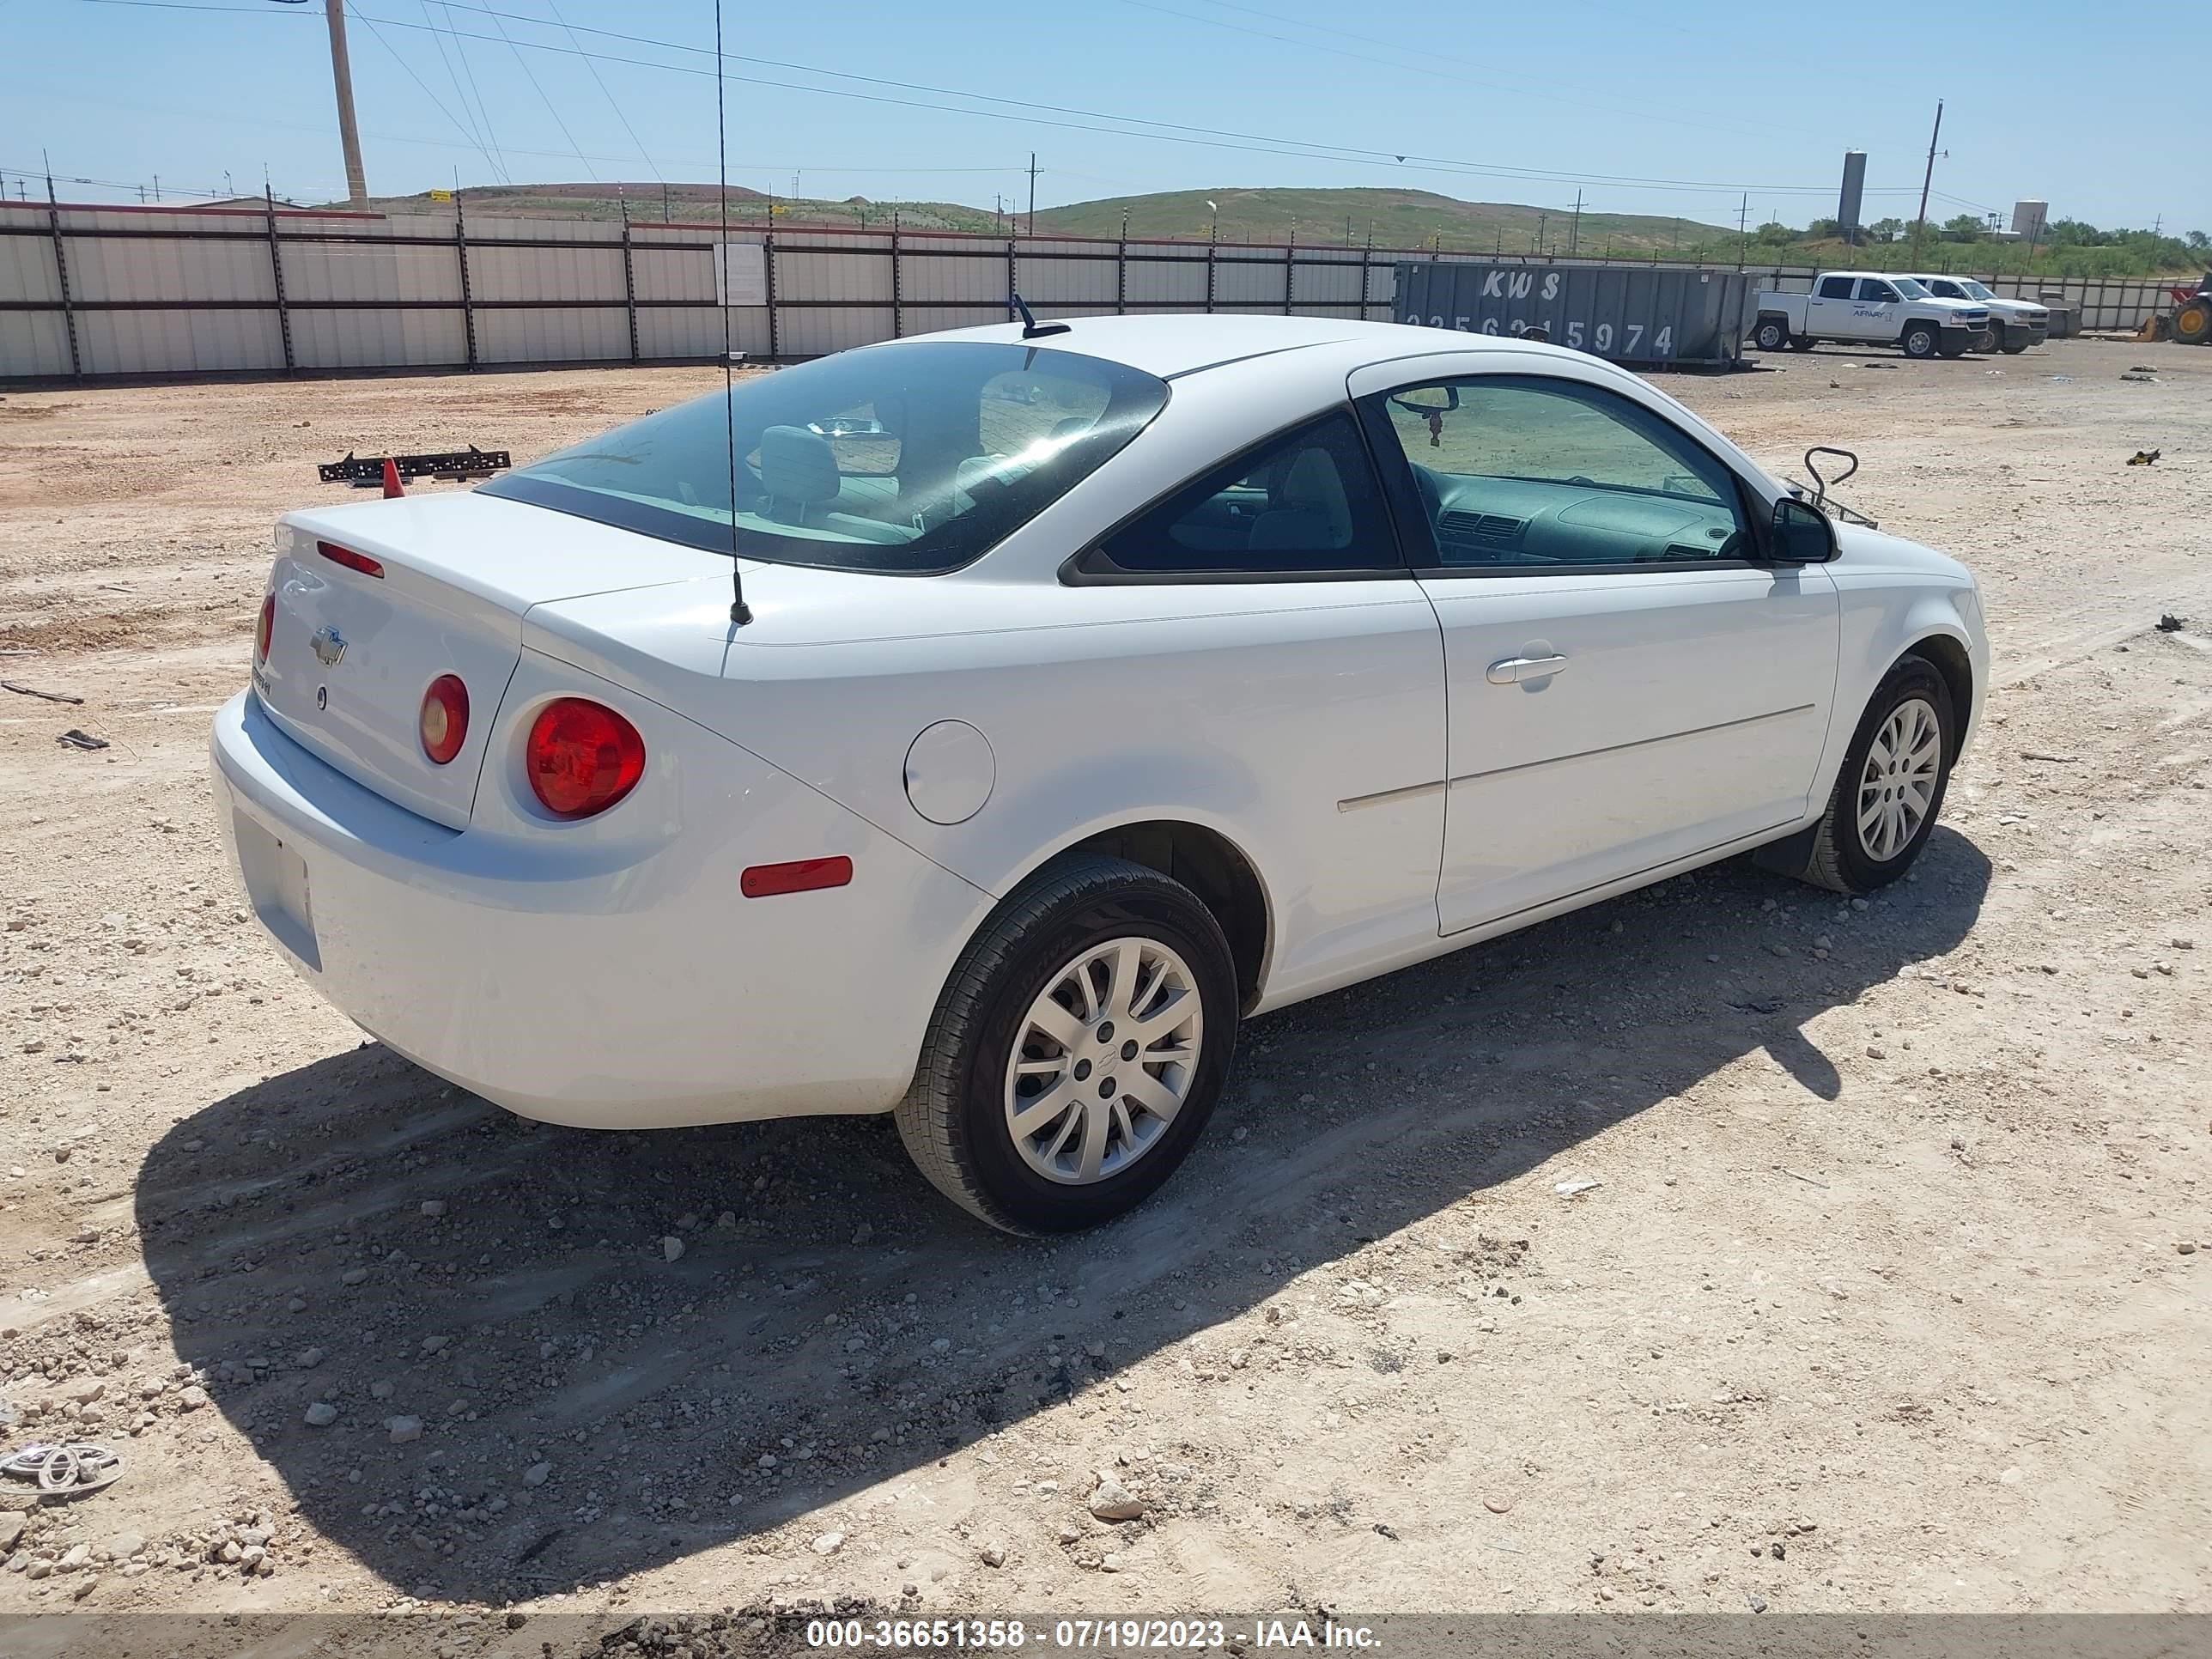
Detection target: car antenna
<box><xmin>1011</xmin><ymin>290</ymin><xmax>1071</xmax><ymax>341</ymax></box>
<box><xmin>714</xmin><ymin>0</ymin><xmax>751</xmax><ymax>627</ymax></box>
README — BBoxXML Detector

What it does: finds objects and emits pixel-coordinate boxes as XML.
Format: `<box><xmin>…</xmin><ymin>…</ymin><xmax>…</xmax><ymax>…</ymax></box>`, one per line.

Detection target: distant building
<box><xmin>2012</xmin><ymin>199</ymin><xmax>2049</xmax><ymax>241</ymax></box>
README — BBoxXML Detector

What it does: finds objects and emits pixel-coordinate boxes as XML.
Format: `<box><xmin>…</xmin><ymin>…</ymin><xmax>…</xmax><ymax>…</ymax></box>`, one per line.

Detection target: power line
<box><xmin>416</xmin><ymin>0</ymin><xmax>489</xmax><ymax>165</ymax></box>
<box><xmin>433</xmin><ymin>0</ymin><xmax>510</xmax><ymax>182</ymax></box>
<box><xmin>483</xmin><ymin>1</ymin><xmax>596</xmax><ymax>181</ymax></box>
<box><xmin>545</xmin><ymin>0</ymin><xmax>660</xmax><ymax>183</ymax></box>
<box><xmin>73</xmin><ymin>0</ymin><xmax>1948</xmax><ymax>206</ymax></box>
<box><xmin>1114</xmin><ymin>0</ymin><xmax>1809</xmax><ymax>145</ymax></box>
<box><xmin>350</xmin><ymin>9</ymin><xmax>504</xmax><ymax>183</ymax></box>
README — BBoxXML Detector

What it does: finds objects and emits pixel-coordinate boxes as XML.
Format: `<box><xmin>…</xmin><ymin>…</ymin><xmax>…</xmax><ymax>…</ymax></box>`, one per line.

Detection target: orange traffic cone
<box><xmin>381</xmin><ymin>457</ymin><xmax>404</xmax><ymax>498</ymax></box>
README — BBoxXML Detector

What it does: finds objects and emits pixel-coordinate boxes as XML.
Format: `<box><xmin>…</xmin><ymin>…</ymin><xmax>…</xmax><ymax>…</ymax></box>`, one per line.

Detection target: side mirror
<box><xmin>1769</xmin><ymin>496</ymin><xmax>1838</xmax><ymax>564</ymax></box>
<box><xmin>1389</xmin><ymin>386</ymin><xmax>1461</xmax><ymax>416</ymax></box>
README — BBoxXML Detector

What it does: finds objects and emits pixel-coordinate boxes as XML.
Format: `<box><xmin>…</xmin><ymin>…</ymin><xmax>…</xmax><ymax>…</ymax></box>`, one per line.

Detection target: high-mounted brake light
<box><xmin>741</xmin><ymin>857</ymin><xmax>854</xmax><ymax>899</ymax></box>
<box><xmin>256</xmin><ymin>592</ymin><xmax>275</xmax><ymax>662</ymax></box>
<box><xmin>419</xmin><ymin>675</ymin><xmax>469</xmax><ymax>765</ymax></box>
<box><xmin>317</xmin><ymin>540</ymin><xmax>385</xmax><ymax>579</ymax></box>
<box><xmin>525</xmin><ymin>698</ymin><xmax>645</xmax><ymax>819</ymax></box>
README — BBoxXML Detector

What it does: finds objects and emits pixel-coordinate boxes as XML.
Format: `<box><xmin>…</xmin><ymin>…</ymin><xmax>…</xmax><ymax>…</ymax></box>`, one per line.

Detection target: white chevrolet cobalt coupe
<box><xmin>214</xmin><ymin>316</ymin><xmax>1986</xmax><ymax>1232</ymax></box>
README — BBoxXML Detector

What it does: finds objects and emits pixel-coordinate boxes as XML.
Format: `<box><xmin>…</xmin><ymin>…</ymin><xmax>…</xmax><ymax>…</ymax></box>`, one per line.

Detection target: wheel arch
<box><xmin>1905</xmin><ymin>630</ymin><xmax>1975</xmax><ymax>755</ymax></box>
<box><xmin>984</xmin><ymin>817</ymin><xmax>1274</xmax><ymax>1013</ymax></box>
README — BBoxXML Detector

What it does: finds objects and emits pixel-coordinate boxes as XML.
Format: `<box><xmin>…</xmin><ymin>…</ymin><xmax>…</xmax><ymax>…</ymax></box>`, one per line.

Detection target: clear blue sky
<box><xmin>2</xmin><ymin>0</ymin><xmax>2204</xmax><ymax>237</ymax></box>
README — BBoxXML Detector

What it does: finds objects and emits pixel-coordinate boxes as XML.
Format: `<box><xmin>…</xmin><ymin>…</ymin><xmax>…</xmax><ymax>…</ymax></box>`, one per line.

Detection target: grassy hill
<box><xmin>328</xmin><ymin>181</ymin><xmax>1728</xmax><ymax>253</ymax></box>
<box><xmin>1034</xmin><ymin>187</ymin><xmax>1732</xmax><ymax>252</ymax></box>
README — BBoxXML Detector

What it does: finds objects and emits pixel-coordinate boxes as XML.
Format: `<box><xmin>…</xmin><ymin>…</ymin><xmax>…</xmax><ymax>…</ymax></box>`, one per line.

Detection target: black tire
<box><xmin>1788</xmin><ymin>335</ymin><xmax>1817</xmax><ymax>352</ymax></box>
<box><xmin>2002</xmin><ymin>341</ymin><xmax>2029</xmax><ymax>355</ymax></box>
<box><xmin>894</xmin><ymin>854</ymin><xmax>1238</xmax><ymax>1234</ymax></box>
<box><xmin>1901</xmin><ymin>322</ymin><xmax>1938</xmax><ymax>359</ymax></box>
<box><xmin>2174</xmin><ymin>301</ymin><xmax>2212</xmax><ymax>346</ymax></box>
<box><xmin>1785</xmin><ymin>654</ymin><xmax>1959</xmax><ymax>895</ymax></box>
<box><xmin>1980</xmin><ymin>325</ymin><xmax>2002</xmax><ymax>353</ymax></box>
<box><xmin>1936</xmin><ymin>339</ymin><xmax>1968</xmax><ymax>359</ymax></box>
<box><xmin>1753</xmin><ymin>317</ymin><xmax>1790</xmax><ymax>352</ymax></box>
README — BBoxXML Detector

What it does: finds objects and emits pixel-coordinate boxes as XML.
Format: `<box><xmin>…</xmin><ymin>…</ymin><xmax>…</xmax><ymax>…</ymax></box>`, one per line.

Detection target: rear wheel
<box><xmin>1901</xmin><ymin>322</ymin><xmax>1938</xmax><ymax>359</ymax></box>
<box><xmin>2002</xmin><ymin>340</ymin><xmax>2030</xmax><ymax>355</ymax></box>
<box><xmin>1753</xmin><ymin>317</ymin><xmax>1790</xmax><ymax>352</ymax></box>
<box><xmin>895</xmin><ymin>855</ymin><xmax>1237</xmax><ymax>1234</ymax></box>
<box><xmin>1788</xmin><ymin>335</ymin><xmax>1817</xmax><ymax>352</ymax></box>
<box><xmin>2175</xmin><ymin>301</ymin><xmax>2212</xmax><ymax>345</ymax></box>
<box><xmin>1784</xmin><ymin>655</ymin><xmax>1957</xmax><ymax>895</ymax></box>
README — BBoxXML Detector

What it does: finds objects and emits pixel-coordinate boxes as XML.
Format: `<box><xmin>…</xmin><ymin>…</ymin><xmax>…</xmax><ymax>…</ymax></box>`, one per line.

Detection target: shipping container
<box><xmin>1392</xmin><ymin>262</ymin><xmax>1755</xmax><ymax>368</ymax></box>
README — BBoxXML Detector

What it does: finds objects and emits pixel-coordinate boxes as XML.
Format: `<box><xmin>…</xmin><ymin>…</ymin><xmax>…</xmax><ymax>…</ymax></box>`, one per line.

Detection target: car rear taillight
<box><xmin>256</xmin><ymin>592</ymin><xmax>275</xmax><ymax>662</ymax></box>
<box><xmin>419</xmin><ymin>674</ymin><xmax>469</xmax><ymax>765</ymax></box>
<box><xmin>525</xmin><ymin>698</ymin><xmax>645</xmax><ymax>818</ymax></box>
<box><xmin>316</xmin><ymin>539</ymin><xmax>385</xmax><ymax>579</ymax></box>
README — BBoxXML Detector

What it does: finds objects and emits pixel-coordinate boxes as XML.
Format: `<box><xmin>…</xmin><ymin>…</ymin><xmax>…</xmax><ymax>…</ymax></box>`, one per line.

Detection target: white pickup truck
<box><xmin>1751</xmin><ymin>271</ymin><xmax>1991</xmax><ymax>359</ymax></box>
<box><xmin>1895</xmin><ymin>274</ymin><xmax>2049</xmax><ymax>353</ymax></box>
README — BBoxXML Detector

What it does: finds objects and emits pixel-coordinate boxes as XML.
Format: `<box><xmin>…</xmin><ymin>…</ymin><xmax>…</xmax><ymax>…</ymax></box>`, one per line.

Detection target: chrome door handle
<box><xmin>1486</xmin><ymin>653</ymin><xmax>1568</xmax><ymax>684</ymax></box>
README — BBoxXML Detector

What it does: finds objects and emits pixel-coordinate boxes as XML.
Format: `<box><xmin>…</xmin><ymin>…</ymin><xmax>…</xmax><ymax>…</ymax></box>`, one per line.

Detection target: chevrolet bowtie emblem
<box><xmin>310</xmin><ymin>625</ymin><xmax>347</xmax><ymax>667</ymax></box>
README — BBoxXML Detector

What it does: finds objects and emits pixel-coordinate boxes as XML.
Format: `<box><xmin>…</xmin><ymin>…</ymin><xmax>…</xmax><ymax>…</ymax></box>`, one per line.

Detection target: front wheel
<box><xmin>1901</xmin><ymin>322</ymin><xmax>1938</xmax><ymax>359</ymax></box>
<box><xmin>1785</xmin><ymin>655</ymin><xmax>1958</xmax><ymax>895</ymax></box>
<box><xmin>2002</xmin><ymin>341</ymin><xmax>2030</xmax><ymax>355</ymax></box>
<box><xmin>1753</xmin><ymin>317</ymin><xmax>1790</xmax><ymax>351</ymax></box>
<box><xmin>895</xmin><ymin>855</ymin><xmax>1238</xmax><ymax>1233</ymax></box>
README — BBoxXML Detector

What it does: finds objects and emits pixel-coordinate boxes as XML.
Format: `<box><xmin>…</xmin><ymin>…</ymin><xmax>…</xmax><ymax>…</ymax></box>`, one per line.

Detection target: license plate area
<box><xmin>233</xmin><ymin>810</ymin><xmax>321</xmax><ymax>972</ymax></box>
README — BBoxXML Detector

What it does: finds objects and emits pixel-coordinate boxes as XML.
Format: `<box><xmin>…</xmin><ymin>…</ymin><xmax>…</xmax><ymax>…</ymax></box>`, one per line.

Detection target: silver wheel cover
<box><xmin>1003</xmin><ymin>937</ymin><xmax>1204</xmax><ymax>1185</ymax></box>
<box><xmin>1856</xmin><ymin>696</ymin><xmax>1942</xmax><ymax>862</ymax></box>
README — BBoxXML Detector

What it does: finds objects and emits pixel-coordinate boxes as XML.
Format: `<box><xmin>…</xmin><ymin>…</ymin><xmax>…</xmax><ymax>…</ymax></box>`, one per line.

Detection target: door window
<box><xmin>1088</xmin><ymin>410</ymin><xmax>1400</xmax><ymax>577</ymax></box>
<box><xmin>1856</xmin><ymin>279</ymin><xmax>1899</xmax><ymax>303</ymax></box>
<box><xmin>1362</xmin><ymin>376</ymin><xmax>1750</xmax><ymax>570</ymax></box>
<box><xmin>1816</xmin><ymin>276</ymin><xmax>1855</xmax><ymax>299</ymax></box>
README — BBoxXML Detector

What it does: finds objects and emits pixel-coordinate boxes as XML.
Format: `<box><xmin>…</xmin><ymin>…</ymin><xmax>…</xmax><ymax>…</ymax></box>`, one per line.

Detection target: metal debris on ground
<box><xmin>1553</xmin><ymin>1178</ymin><xmax>1602</xmax><ymax>1198</ymax></box>
<box><xmin>2127</xmin><ymin>450</ymin><xmax>2162</xmax><ymax>465</ymax></box>
<box><xmin>2157</xmin><ymin>614</ymin><xmax>2186</xmax><ymax>632</ymax></box>
<box><xmin>319</xmin><ymin>447</ymin><xmax>512</xmax><ymax>488</ymax></box>
<box><xmin>1</xmin><ymin>681</ymin><xmax>82</xmax><ymax>704</ymax></box>
<box><xmin>2119</xmin><ymin>372</ymin><xmax>2159</xmax><ymax>383</ymax></box>
<box><xmin>56</xmin><ymin>729</ymin><xmax>110</xmax><ymax>751</ymax></box>
<box><xmin>3</xmin><ymin>1440</ymin><xmax>122</xmax><ymax>1499</ymax></box>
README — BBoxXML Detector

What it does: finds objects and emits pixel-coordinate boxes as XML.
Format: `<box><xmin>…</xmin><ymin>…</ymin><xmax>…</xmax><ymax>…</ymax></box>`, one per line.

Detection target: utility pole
<box><xmin>1025</xmin><ymin>152</ymin><xmax>1036</xmax><ymax>237</ymax></box>
<box><xmin>1569</xmin><ymin>190</ymin><xmax>1582</xmax><ymax>256</ymax></box>
<box><xmin>313</xmin><ymin>0</ymin><xmax>371</xmax><ymax>207</ymax></box>
<box><xmin>1536</xmin><ymin>211</ymin><xmax>1546</xmax><ymax>255</ymax></box>
<box><xmin>1911</xmin><ymin>98</ymin><xmax>1944</xmax><ymax>257</ymax></box>
<box><xmin>1736</xmin><ymin>192</ymin><xmax>1749</xmax><ymax>268</ymax></box>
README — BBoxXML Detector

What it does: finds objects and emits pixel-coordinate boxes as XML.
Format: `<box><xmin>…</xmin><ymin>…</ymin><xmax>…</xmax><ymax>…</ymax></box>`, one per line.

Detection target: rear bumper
<box><xmin>210</xmin><ymin>688</ymin><xmax>986</xmax><ymax>1128</ymax></box>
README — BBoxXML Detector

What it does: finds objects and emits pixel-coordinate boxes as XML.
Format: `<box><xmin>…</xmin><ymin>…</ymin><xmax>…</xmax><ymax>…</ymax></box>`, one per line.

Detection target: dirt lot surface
<box><xmin>2</xmin><ymin>339</ymin><xmax>2209</xmax><ymax>1646</ymax></box>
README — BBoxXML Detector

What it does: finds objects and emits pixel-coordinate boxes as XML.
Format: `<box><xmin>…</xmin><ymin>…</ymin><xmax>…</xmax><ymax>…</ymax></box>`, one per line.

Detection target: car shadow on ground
<box><xmin>136</xmin><ymin>830</ymin><xmax>1988</xmax><ymax>1604</ymax></box>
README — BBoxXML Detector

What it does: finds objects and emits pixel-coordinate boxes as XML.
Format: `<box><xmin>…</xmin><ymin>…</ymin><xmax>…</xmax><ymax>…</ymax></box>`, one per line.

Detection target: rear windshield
<box><xmin>482</xmin><ymin>341</ymin><xmax>1169</xmax><ymax>574</ymax></box>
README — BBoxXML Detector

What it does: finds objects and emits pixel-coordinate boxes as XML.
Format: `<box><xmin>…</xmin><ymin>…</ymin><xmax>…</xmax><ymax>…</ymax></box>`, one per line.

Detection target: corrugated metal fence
<box><xmin>0</xmin><ymin>198</ymin><xmax>2182</xmax><ymax>382</ymax></box>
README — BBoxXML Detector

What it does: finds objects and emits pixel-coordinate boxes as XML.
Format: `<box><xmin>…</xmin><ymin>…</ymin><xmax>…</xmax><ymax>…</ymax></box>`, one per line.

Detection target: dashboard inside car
<box><xmin>1409</xmin><ymin>463</ymin><xmax>1747</xmax><ymax>568</ymax></box>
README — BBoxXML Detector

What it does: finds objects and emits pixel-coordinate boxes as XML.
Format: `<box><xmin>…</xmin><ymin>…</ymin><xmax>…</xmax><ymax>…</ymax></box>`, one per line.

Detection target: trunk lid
<box><xmin>254</xmin><ymin>490</ymin><xmax>728</xmax><ymax>828</ymax></box>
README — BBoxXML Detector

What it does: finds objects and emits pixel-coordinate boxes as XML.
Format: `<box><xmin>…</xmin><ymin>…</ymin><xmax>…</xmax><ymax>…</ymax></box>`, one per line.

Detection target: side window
<box><xmin>1816</xmin><ymin>276</ymin><xmax>1855</xmax><ymax>300</ymax></box>
<box><xmin>1091</xmin><ymin>410</ymin><xmax>1399</xmax><ymax>576</ymax></box>
<box><xmin>1359</xmin><ymin>375</ymin><xmax>1749</xmax><ymax>571</ymax></box>
<box><xmin>1930</xmin><ymin>280</ymin><xmax>1961</xmax><ymax>299</ymax></box>
<box><xmin>1857</xmin><ymin>279</ymin><xmax>1899</xmax><ymax>303</ymax></box>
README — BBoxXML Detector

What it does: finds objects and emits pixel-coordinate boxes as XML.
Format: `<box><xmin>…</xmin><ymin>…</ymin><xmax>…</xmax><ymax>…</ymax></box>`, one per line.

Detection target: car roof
<box><xmin>896</xmin><ymin>313</ymin><xmax>1534</xmax><ymax>380</ymax></box>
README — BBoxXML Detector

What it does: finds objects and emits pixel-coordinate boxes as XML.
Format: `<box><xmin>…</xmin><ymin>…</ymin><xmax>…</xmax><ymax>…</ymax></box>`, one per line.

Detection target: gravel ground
<box><xmin>0</xmin><ymin>337</ymin><xmax>2208</xmax><ymax>1644</ymax></box>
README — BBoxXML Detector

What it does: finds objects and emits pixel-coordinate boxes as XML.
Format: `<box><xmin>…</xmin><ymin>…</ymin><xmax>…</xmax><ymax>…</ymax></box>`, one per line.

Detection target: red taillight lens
<box><xmin>256</xmin><ymin>592</ymin><xmax>275</xmax><ymax>661</ymax></box>
<box><xmin>419</xmin><ymin>674</ymin><xmax>469</xmax><ymax>765</ymax></box>
<box><xmin>316</xmin><ymin>540</ymin><xmax>385</xmax><ymax>579</ymax></box>
<box><xmin>525</xmin><ymin>698</ymin><xmax>645</xmax><ymax>818</ymax></box>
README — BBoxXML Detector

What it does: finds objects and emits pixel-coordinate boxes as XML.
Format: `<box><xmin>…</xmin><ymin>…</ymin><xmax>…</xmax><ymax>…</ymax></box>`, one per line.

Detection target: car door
<box><xmin>1852</xmin><ymin>277</ymin><xmax>1903</xmax><ymax>340</ymax></box>
<box><xmin>1064</xmin><ymin>407</ymin><xmax>1449</xmax><ymax>998</ymax></box>
<box><xmin>1804</xmin><ymin>275</ymin><xmax>1858</xmax><ymax>335</ymax></box>
<box><xmin>1352</xmin><ymin>361</ymin><xmax>1840</xmax><ymax>934</ymax></box>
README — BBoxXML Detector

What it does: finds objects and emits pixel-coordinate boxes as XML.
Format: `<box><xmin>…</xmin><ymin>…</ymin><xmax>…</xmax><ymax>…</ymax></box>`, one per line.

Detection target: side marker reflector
<box><xmin>740</xmin><ymin>856</ymin><xmax>854</xmax><ymax>899</ymax></box>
